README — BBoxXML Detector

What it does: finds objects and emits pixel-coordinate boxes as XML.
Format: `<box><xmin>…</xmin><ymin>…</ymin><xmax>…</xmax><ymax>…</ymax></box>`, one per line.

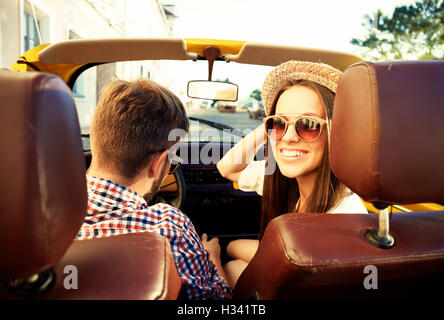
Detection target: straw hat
<box><xmin>262</xmin><ymin>60</ymin><xmax>342</xmax><ymax>116</ymax></box>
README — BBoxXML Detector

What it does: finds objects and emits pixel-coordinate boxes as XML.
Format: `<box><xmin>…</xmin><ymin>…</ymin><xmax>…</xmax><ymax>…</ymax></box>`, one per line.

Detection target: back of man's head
<box><xmin>90</xmin><ymin>78</ymin><xmax>189</xmax><ymax>180</ymax></box>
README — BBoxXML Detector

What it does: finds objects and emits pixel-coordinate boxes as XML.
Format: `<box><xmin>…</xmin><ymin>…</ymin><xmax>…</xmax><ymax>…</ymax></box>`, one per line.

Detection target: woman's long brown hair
<box><xmin>259</xmin><ymin>80</ymin><xmax>347</xmax><ymax>238</ymax></box>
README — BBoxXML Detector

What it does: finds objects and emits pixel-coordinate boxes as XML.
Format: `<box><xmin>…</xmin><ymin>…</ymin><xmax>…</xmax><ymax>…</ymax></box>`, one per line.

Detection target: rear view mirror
<box><xmin>187</xmin><ymin>80</ymin><xmax>238</xmax><ymax>101</ymax></box>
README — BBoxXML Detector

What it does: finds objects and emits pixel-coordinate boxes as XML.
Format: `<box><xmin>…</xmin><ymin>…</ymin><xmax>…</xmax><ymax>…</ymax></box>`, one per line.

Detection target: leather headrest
<box><xmin>0</xmin><ymin>70</ymin><xmax>87</xmax><ymax>280</ymax></box>
<box><xmin>330</xmin><ymin>60</ymin><xmax>444</xmax><ymax>205</ymax></box>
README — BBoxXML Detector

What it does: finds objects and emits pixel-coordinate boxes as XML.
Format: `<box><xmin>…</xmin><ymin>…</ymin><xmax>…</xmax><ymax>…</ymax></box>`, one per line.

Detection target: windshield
<box><xmin>74</xmin><ymin>60</ymin><xmax>273</xmax><ymax>149</ymax></box>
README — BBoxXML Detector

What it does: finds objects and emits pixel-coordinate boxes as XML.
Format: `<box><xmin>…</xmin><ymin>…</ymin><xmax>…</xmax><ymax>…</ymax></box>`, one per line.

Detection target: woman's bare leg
<box><xmin>226</xmin><ymin>239</ymin><xmax>259</xmax><ymax>262</ymax></box>
<box><xmin>223</xmin><ymin>259</ymin><xmax>249</xmax><ymax>290</ymax></box>
<box><xmin>223</xmin><ymin>239</ymin><xmax>259</xmax><ymax>289</ymax></box>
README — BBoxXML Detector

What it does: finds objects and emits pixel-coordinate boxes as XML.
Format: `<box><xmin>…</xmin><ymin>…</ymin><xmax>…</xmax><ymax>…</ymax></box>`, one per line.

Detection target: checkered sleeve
<box><xmin>172</xmin><ymin>216</ymin><xmax>232</xmax><ymax>300</ymax></box>
<box><xmin>78</xmin><ymin>175</ymin><xmax>232</xmax><ymax>300</ymax></box>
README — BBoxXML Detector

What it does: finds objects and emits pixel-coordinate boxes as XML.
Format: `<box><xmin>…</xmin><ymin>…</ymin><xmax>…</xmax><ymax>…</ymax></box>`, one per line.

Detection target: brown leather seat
<box><xmin>0</xmin><ymin>70</ymin><xmax>181</xmax><ymax>299</ymax></box>
<box><xmin>233</xmin><ymin>60</ymin><xmax>444</xmax><ymax>299</ymax></box>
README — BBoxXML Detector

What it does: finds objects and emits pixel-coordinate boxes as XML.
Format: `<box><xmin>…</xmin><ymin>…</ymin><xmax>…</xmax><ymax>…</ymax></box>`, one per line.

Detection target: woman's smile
<box><xmin>279</xmin><ymin>148</ymin><xmax>308</xmax><ymax>161</ymax></box>
<box><xmin>271</xmin><ymin>85</ymin><xmax>327</xmax><ymax>179</ymax></box>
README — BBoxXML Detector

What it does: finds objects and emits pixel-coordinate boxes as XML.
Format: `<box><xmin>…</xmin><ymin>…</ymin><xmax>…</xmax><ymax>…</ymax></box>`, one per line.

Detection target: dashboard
<box><xmin>84</xmin><ymin>141</ymin><xmax>263</xmax><ymax>239</ymax></box>
<box><xmin>175</xmin><ymin>142</ymin><xmax>262</xmax><ymax>237</ymax></box>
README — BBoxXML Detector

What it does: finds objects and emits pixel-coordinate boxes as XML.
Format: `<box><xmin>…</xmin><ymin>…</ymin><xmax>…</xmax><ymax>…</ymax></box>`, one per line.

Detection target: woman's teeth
<box><xmin>281</xmin><ymin>150</ymin><xmax>306</xmax><ymax>158</ymax></box>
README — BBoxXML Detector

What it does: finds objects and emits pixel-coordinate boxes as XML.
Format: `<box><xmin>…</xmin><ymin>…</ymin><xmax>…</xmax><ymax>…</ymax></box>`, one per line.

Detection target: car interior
<box><xmin>1</xmin><ymin>38</ymin><xmax>443</xmax><ymax>300</ymax></box>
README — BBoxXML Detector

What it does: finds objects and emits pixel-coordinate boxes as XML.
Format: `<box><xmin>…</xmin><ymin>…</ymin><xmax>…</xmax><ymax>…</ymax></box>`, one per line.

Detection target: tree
<box><xmin>351</xmin><ymin>0</ymin><xmax>444</xmax><ymax>61</ymax></box>
<box><xmin>216</xmin><ymin>77</ymin><xmax>231</xmax><ymax>83</ymax></box>
<box><xmin>249</xmin><ymin>88</ymin><xmax>262</xmax><ymax>101</ymax></box>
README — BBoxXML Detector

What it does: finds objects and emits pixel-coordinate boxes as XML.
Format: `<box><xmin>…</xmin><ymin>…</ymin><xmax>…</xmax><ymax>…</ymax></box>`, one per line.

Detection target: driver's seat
<box><xmin>0</xmin><ymin>70</ymin><xmax>181</xmax><ymax>299</ymax></box>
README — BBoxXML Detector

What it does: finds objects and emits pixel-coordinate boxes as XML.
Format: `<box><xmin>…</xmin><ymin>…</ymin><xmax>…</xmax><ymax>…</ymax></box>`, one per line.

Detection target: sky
<box><xmin>170</xmin><ymin>0</ymin><xmax>416</xmax><ymax>54</ymax></box>
<box><xmin>165</xmin><ymin>0</ymin><xmax>417</xmax><ymax>99</ymax></box>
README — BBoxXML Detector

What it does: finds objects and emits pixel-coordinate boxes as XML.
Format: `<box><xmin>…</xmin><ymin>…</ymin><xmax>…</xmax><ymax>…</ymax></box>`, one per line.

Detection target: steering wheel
<box><xmin>147</xmin><ymin>166</ymin><xmax>186</xmax><ymax>209</ymax></box>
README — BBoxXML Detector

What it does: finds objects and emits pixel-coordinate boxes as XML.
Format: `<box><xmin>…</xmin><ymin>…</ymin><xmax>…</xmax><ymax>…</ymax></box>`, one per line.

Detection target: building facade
<box><xmin>0</xmin><ymin>0</ymin><xmax>178</xmax><ymax>130</ymax></box>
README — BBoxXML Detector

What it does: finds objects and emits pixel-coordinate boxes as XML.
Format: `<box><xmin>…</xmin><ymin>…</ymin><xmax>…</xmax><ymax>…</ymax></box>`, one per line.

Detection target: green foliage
<box><xmin>215</xmin><ymin>77</ymin><xmax>231</xmax><ymax>83</ymax></box>
<box><xmin>351</xmin><ymin>0</ymin><xmax>444</xmax><ymax>60</ymax></box>
<box><xmin>249</xmin><ymin>88</ymin><xmax>262</xmax><ymax>101</ymax></box>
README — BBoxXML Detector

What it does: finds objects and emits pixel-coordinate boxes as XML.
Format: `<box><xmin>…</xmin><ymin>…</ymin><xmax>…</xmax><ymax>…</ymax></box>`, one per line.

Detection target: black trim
<box><xmin>67</xmin><ymin>62</ymin><xmax>104</xmax><ymax>89</ymax></box>
<box><xmin>15</xmin><ymin>59</ymin><xmax>41</xmax><ymax>71</ymax></box>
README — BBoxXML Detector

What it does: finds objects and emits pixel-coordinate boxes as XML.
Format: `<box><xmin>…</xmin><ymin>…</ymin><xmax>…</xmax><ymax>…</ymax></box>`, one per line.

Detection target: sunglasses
<box><xmin>263</xmin><ymin>115</ymin><xmax>327</xmax><ymax>142</ymax></box>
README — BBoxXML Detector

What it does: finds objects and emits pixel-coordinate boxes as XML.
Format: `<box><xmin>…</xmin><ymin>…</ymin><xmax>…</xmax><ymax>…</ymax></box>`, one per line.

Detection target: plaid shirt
<box><xmin>76</xmin><ymin>175</ymin><xmax>231</xmax><ymax>300</ymax></box>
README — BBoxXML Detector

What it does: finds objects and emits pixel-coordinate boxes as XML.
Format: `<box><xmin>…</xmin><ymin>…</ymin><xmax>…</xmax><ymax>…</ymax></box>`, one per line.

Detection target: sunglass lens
<box><xmin>265</xmin><ymin>117</ymin><xmax>286</xmax><ymax>140</ymax></box>
<box><xmin>295</xmin><ymin>118</ymin><xmax>321</xmax><ymax>141</ymax></box>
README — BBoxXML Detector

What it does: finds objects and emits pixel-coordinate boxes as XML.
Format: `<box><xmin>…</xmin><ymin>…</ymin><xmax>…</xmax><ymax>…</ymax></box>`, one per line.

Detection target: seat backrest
<box><xmin>0</xmin><ymin>70</ymin><xmax>181</xmax><ymax>299</ymax></box>
<box><xmin>0</xmin><ymin>232</ymin><xmax>182</xmax><ymax>300</ymax></box>
<box><xmin>0</xmin><ymin>70</ymin><xmax>87</xmax><ymax>280</ymax></box>
<box><xmin>233</xmin><ymin>60</ymin><xmax>444</xmax><ymax>300</ymax></box>
<box><xmin>331</xmin><ymin>60</ymin><xmax>444</xmax><ymax>205</ymax></box>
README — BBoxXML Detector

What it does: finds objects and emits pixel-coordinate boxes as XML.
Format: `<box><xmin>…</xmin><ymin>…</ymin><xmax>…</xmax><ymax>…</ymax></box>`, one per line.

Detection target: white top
<box><xmin>238</xmin><ymin>160</ymin><xmax>368</xmax><ymax>214</ymax></box>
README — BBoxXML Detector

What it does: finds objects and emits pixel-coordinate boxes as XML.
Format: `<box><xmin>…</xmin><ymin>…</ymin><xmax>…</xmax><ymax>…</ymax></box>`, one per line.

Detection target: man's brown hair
<box><xmin>90</xmin><ymin>78</ymin><xmax>189</xmax><ymax>180</ymax></box>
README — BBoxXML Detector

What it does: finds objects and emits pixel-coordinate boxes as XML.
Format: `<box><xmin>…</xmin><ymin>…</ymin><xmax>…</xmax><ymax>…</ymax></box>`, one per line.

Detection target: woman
<box><xmin>217</xmin><ymin>60</ymin><xmax>368</xmax><ymax>289</ymax></box>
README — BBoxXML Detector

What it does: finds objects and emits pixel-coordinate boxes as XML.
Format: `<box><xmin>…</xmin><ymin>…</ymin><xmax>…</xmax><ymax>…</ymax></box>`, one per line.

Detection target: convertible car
<box><xmin>0</xmin><ymin>38</ymin><xmax>443</xmax><ymax>300</ymax></box>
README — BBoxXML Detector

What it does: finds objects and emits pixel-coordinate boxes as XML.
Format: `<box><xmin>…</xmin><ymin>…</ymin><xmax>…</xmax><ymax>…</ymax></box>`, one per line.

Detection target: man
<box><xmin>76</xmin><ymin>79</ymin><xmax>231</xmax><ymax>300</ymax></box>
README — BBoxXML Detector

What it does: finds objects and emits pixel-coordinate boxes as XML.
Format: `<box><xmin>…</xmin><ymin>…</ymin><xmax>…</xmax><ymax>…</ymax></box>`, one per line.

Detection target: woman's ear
<box><xmin>147</xmin><ymin>150</ymin><xmax>169</xmax><ymax>178</ymax></box>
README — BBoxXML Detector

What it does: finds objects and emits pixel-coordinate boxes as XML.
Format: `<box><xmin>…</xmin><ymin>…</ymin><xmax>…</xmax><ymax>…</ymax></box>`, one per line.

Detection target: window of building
<box><xmin>23</xmin><ymin>0</ymin><xmax>50</xmax><ymax>53</ymax></box>
<box><xmin>23</xmin><ymin>11</ymin><xmax>41</xmax><ymax>52</ymax></box>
